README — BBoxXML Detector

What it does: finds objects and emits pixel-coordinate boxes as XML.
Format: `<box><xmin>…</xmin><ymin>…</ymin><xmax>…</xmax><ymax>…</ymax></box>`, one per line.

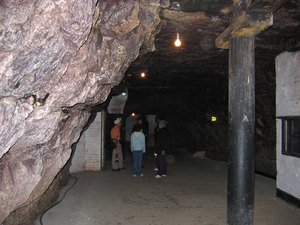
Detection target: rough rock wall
<box><xmin>0</xmin><ymin>0</ymin><xmax>166</xmax><ymax>223</ymax></box>
<box><xmin>255</xmin><ymin>62</ymin><xmax>276</xmax><ymax>177</ymax></box>
<box><xmin>3</xmin><ymin>159</ymin><xmax>71</xmax><ymax>225</ymax></box>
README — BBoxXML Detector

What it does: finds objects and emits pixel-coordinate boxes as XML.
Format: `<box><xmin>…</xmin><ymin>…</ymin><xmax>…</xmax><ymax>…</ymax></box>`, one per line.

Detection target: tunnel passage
<box><xmin>0</xmin><ymin>0</ymin><xmax>300</xmax><ymax>224</ymax></box>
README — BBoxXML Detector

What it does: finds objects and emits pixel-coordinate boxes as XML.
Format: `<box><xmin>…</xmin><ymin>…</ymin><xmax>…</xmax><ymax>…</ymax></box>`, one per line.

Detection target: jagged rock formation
<box><xmin>0</xmin><ymin>0</ymin><xmax>167</xmax><ymax>223</ymax></box>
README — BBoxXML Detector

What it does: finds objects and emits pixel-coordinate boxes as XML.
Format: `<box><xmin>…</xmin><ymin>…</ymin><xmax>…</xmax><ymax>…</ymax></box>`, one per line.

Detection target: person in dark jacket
<box><xmin>154</xmin><ymin>116</ymin><xmax>160</xmax><ymax>146</ymax></box>
<box><xmin>153</xmin><ymin>116</ymin><xmax>160</xmax><ymax>171</ymax></box>
<box><xmin>155</xmin><ymin>119</ymin><xmax>171</xmax><ymax>178</ymax></box>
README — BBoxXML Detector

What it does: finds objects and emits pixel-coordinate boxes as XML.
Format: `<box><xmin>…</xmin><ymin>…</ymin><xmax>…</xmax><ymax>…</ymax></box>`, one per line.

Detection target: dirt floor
<box><xmin>38</xmin><ymin>149</ymin><xmax>300</xmax><ymax>225</ymax></box>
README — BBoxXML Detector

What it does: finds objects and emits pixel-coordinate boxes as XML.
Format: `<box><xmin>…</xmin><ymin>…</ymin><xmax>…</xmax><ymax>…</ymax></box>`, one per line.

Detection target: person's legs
<box><xmin>136</xmin><ymin>151</ymin><xmax>143</xmax><ymax>176</ymax></box>
<box><xmin>157</xmin><ymin>154</ymin><xmax>163</xmax><ymax>176</ymax></box>
<box><xmin>112</xmin><ymin>148</ymin><xmax>118</xmax><ymax>170</ymax></box>
<box><xmin>161</xmin><ymin>154</ymin><xmax>167</xmax><ymax>175</ymax></box>
<box><xmin>117</xmin><ymin>143</ymin><xmax>123</xmax><ymax>169</ymax></box>
<box><xmin>155</xmin><ymin>153</ymin><xmax>159</xmax><ymax>170</ymax></box>
<box><xmin>157</xmin><ymin>154</ymin><xmax>167</xmax><ymax>176</ymax></box>
<box><xmin>133</xmin><ymin>151</ymin><xmax>138</xmax><ymax>175</ymax></box>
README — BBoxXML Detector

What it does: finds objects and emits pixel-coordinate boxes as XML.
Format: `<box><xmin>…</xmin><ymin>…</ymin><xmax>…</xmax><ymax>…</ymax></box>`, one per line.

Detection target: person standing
<box><xmin>132</xmin><ymin>116</ymin><xmax>149</xmax><ymax>146</ymax></box>
<box><xmin>131</xmin><ymin>124</ymin><xmax>146</xmax><ymax>177</ymax></box>
<box><xmin>153</xmin><ymin>116</ymin><xmax>160</xmax><ymax>171</ymax></box>
<box><xmin>155</xmin><ymin>119</ymin><xmax>171</xmax><ymax>178</ymax></box>
<box><xmin>111</xmin><ymin>117</ymin><xmax>123</xmax><ymax>171</ymax></box>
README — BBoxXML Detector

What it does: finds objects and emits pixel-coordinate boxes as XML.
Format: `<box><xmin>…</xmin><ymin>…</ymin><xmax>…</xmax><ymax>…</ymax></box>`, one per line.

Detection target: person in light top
<box><xmin>131</xmin><ymin>124</ymin><xmax>146</xmax><ymax>177</ymax></box>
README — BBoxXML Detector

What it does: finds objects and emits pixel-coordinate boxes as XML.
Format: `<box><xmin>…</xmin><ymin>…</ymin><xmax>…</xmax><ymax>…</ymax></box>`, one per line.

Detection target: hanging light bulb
<box><xmin>174</xmin><ymin>32</ymin><xmax>181</xmax><ymax>47</ymax></box>
<box><xmin>174</xmin><ymin>3</ymin><xmax>182</xmax><ymax>48</ymax></box>
<box><xmin>140</xmin><ymin>72</ymin><xmax>146</xmax><ymax>78</ymax></box>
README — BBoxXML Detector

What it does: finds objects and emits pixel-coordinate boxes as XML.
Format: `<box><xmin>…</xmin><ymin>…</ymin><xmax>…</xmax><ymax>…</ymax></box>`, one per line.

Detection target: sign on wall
<box><xmin>107</xmin><ymin>94</ymin><xmax>128</xmax><ymax>114</ymax></box>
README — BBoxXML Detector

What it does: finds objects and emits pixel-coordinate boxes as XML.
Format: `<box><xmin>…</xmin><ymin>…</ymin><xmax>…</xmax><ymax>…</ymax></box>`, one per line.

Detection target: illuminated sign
<box><xmin>211</xmin><ymin>116</ymin><xmax>217</xmax><ymax>122</ymax></box>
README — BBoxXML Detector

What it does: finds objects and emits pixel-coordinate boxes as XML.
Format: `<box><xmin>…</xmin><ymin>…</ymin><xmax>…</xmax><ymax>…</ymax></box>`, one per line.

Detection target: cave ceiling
<box><xmin>123</xmin><ymin>0</ymin><xmax>300</xmax><ymax>96</ymax></box>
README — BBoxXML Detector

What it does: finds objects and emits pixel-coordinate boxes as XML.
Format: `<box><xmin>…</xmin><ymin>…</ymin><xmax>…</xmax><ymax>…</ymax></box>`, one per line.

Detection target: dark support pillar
<box><xmin>227</xmin><ymin>36</ymin><xmax>255</xmax><ymax>225</ymax></box>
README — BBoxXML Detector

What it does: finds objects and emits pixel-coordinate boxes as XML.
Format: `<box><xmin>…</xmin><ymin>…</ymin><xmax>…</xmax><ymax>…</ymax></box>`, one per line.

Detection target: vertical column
<box><xmin>228</xmin><ymin>36</ymin><xmax>255</xmax><ymax>225</ymax></box>
<box><xmin>100</xmin><ymin>111</ymin><xmax>106</xmax><ymax>170</ymax></box>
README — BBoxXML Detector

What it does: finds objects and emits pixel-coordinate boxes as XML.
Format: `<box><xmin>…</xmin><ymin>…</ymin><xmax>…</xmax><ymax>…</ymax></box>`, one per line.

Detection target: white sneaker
<box><xmin>133</xmin><ymin>175</ymin><xmax>137</xmax><ymax>177</ymax></box>
<box><xmin>162</xmin><ymin>174</ymin><xmax>167</xmax><ymax>177</ymax></box>
<box><xmin>155</xmin><ymin>175</ymin><xmax>162</xmax><ymax>178</ymax></box>
<box><xmin>140</xmin><ymin>174</ymin><xmax>144</xmax><ymax>177</ymax></box>
<box><xmin>154</xmin><ymin>168</ymin><xmax>158</xmax><ymax>171</ymax></box>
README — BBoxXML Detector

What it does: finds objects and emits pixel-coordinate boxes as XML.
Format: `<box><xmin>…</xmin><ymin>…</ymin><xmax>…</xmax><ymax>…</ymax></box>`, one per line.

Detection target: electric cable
<box><xmin>39</xmin><ymin>174</ymin><xmax>78</xmax><ymax>225</ymax></box>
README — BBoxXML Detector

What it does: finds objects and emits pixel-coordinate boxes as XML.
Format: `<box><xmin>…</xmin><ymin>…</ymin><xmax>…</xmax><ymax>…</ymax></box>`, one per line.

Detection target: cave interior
<box><xmin>0</xmin><ymin>0</ymin><xmax>300</xmax><ymax>224</ymax></box>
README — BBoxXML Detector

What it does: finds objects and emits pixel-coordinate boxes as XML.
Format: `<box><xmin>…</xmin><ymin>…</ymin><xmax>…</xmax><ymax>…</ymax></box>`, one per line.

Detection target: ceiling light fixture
<box><xmin>140</xmin><ymin>72</ymin><xmax>146</xmax><ymax>78</ymax></box>
<box><xmin>174</xmin><ymin>2</ymin><xmax>181</xmax><ymax>47</ymax></box>
<box><xmin>175</xmin><ymin>32</ymin><xmax>181</xmax><ymax>47</ymax></box>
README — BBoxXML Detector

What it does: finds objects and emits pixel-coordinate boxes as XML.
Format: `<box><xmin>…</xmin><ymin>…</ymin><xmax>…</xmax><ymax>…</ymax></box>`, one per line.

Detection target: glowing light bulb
<box><xmin>131</xmin><ymin>113</ymin><xmax>135</xmax><ymax>117</ymax></box>
<box><xmin>140</xmin><ymin>72</ymin><xmax>146</xmax><ymax>78</ymax></box>
<box><xmin>121</xmin><ymin>92</ymin><xmax>126</xmax><ymax>96</ymax></box>
<box><xmin>174</xmin><ymin>33</ymin><xmax>181</xmax><ymax>47</ymax></box>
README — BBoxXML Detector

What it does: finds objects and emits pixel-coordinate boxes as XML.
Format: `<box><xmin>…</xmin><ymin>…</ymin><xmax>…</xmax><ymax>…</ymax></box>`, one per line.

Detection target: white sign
<box><xmin>107</xmin><ymin>94</ymin><xmax>128</xmax><ymax>114</ymax></box>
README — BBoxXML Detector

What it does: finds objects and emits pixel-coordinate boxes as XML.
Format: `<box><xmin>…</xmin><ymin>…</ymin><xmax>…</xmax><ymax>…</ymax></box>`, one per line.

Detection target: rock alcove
<box><xmin>0</xmin><ymin>0</ymin><xmax>300</xmax><ymax>224</ymax></box>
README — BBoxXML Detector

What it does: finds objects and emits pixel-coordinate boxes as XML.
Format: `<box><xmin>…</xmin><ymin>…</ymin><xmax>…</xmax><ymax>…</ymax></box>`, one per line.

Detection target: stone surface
<box><xmin>2</xmin><ymin>160</ymin><xmax>70</xmax><ymax>225</ymax></box>
<box><xmin>70</xmin><ymin>112</ymin><xmax>105</xmax><ymax>173</ymax></box>
<box><xmin>276</xmin><ymin>51</ymin><xmax>300</xmax><ymax>199</ymax></box>
<box><xmin>41</xmin><ymin>155</ymin><xmax>300</xmax><ymax>225</ymax></box>
<box><xmin>0</xmin><ymin>0</ymin><xmax>165</xmax><ymax>223</ymax></box>
<box><xmin>276</xmin><ymin>52</ymin><xmax>300</xmax><ymax>117</ymax></box>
